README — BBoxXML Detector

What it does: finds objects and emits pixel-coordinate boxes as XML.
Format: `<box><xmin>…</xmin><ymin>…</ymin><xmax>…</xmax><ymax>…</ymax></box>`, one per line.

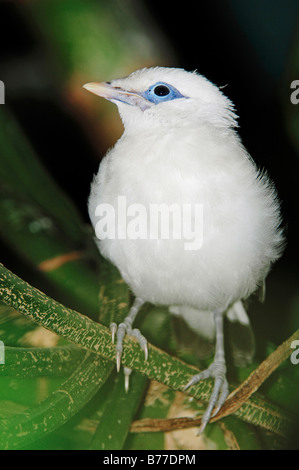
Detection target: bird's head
<box><xmin>83</xmin><ymin>67</ymin><xmax>238</xmax><ymax>132</ymax></box>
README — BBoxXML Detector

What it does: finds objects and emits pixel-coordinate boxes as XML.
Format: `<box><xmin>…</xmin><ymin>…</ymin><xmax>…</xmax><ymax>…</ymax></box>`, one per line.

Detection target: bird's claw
<box><xmin>184</xmin><ymin>360</ymin><xmax>229</xmax><ymax>434</ymax></box>
<box><xmin>123</xmin><ymin>367</ymin><xmax>132</xmax><ymax>393</ymax></box>
<box><xmin>110</xmin><ymin>322</ymin><xmax>117</xmax><ymax>343</ymax></box>
<box><xmin>110</xmin><ymin>320</ymin><xmax>148</xmax><ymax>373</ymax></box>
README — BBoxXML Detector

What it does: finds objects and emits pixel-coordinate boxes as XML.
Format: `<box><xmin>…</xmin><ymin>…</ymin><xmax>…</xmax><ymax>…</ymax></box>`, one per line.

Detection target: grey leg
<box><xmin>184</xmin><ymin>310</ymin><xmax>229</xmax><ymax>433</ymax></box>
<box><xmin>110</xmin><ymin>297</ymin><xmax>147</xmax><ymax>373</ymax></box>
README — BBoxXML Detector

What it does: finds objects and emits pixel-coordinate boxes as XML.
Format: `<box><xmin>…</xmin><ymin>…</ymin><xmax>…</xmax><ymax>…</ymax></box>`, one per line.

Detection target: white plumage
<box><xmin>84</xmin><ymin>67</ymin><xmax>284</xmax><ymax>431</ymax></box>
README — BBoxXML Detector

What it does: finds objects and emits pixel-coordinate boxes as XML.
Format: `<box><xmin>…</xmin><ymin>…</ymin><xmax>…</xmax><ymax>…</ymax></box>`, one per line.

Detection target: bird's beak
<box><xmin>83</xmin><ymin>82</ymin><xmax>151</xmax><ymax>111</ymax></box>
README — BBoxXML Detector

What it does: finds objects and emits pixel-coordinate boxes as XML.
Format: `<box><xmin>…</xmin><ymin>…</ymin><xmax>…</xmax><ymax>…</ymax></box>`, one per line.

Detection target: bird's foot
<box><xmin>110</xmin><ymin>319</ymin><xmax>148</xmax><ymax>373</ymax></box>
<box><xmin>184</xmin><ymin>360</ymin><xmax>229</xmax><ymax>433</ymax></box>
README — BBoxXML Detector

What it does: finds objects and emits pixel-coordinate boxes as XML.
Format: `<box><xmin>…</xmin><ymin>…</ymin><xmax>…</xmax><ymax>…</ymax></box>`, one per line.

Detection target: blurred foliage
<box><xmin>0</xmin><ymin>0</ymin><xmax>298</xmax><ymax>450</ymax></box>
<box><xmin>22</xmin><ymin>0</ymin><xmax>176</xmax><ymax>152</ymax></box>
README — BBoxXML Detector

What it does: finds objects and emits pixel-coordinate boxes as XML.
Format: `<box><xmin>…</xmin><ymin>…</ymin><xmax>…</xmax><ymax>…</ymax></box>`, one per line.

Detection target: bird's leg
<box><xmin>184</xmin><ymin>309</ymin><xmax>229</xmax><ymax>433</ymax></box>
<box><xmin>110</xmin><ymin>297</ymin><xmax>147</xmax><ymax>373</ymax></box>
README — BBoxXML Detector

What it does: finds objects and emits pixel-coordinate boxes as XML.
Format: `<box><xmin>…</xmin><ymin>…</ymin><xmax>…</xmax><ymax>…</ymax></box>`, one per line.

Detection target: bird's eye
<box><xmin>142</xmin><ymin>82</ymin><xmax>185</xmax><ymax>104</ymax></box>
<box><xmin>153</xmin><ymin>85</ymin><xmax>170</xmax><ymax>97</ymax></box>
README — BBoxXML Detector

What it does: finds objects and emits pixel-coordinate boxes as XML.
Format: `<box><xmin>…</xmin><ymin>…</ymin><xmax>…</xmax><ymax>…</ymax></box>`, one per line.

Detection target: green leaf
<box><xmin>0</xmin><ymin>346</ymin><xmax>85</xmax><ymax>378</ymax></box>
<box><xmin>89</xmin><ymin>370</ymin><xmax>148</xmax><ymax>450</ymax></box>
<box><xmin>0</xmin><ymin>352</ymin><xmax>112</xmax><ymax>449</ymax></box>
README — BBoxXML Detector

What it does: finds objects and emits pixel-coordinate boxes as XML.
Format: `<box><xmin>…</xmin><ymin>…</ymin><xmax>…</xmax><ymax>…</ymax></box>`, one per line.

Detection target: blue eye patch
<box><xmin>141</xmin><ymin>82</ymin><xmax>186</xmax><ymax>104</ymax></box>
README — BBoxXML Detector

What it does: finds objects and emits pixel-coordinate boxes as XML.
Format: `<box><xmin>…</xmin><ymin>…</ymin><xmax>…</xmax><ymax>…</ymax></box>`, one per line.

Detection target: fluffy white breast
<box><xmin>89</xmin><ymin>111</ymin><xmax>283</xmax><ymax>311</ymax></box>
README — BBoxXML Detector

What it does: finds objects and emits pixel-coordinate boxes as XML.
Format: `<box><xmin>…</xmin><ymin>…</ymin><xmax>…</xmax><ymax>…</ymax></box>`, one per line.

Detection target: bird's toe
<box><xmin>110</xmin><ymin>320</ymin><xmax>148</xmax><ymax>373</ymax></box>
<box><xmin>184</xmin><ymin>360</ymin><xmax>229</xmax><ymax>433</ymax></box>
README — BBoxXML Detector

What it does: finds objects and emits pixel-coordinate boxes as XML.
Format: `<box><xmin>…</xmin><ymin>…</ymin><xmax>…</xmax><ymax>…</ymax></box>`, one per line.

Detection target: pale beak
<box><xmin>83</xmin><ymin>82</ymin><xmax>151</xmax><ymax>111</ymax></box>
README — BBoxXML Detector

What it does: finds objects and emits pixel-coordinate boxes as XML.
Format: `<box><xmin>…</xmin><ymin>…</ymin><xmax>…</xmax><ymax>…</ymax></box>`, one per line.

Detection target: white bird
<box><xmin>83</xmin><ymin>67</ymin><xmax>284</xmax><ymax>432</ymax></box>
